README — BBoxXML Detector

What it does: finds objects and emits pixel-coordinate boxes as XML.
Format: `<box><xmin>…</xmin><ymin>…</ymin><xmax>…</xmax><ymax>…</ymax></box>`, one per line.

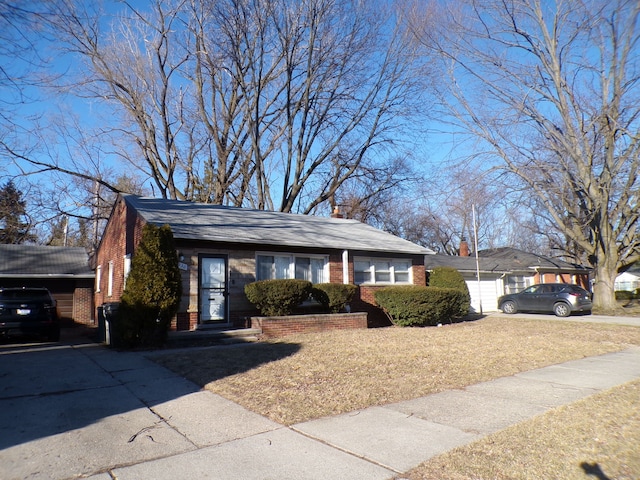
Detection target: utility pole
<box><xmin>473</xmin><ymin>204</ymin><xmax>482</xmax><ymax>314</ymax></box>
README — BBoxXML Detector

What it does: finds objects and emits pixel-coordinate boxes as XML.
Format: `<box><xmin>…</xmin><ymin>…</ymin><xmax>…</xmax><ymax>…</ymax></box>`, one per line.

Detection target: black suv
<box><xmin>0</xmin><ymin>287</ymin><xmax>60</xmax><ymax>341</ymax></box>
<box><xmin>498</xmin><ymin>283</ymin><xmax>592</xmax><ymax>317</ymax></box>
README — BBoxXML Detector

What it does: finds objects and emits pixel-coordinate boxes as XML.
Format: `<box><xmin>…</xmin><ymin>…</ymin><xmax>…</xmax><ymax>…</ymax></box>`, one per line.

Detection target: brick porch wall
<box><xmin>251</xmin><ymin>312</ymin><xmax>368</xmax><ymax>338</ymax></box>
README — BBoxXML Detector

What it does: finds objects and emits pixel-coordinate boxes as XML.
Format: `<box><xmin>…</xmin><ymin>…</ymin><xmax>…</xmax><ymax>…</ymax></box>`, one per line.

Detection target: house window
<box><xmin>107</xmin><ymin>261</ymin><xmax>114</xmax><ymax>297</ymax></box>
<box><xmin>505</xmin><ymin>275</ymin><xmax>530</xmax><ymax>294</ymax></box>
<box><xmin>354</xmin><ymin>257</ymin><xmax>412</xmax><ymax>285</ymax></box>
<box><xmin>95</xmin><ymin>265</ymin><xmax>102</xmax><ymax>293</ymax></box>
<box><xmin>257</xmin><ymin>254</ymin><xmax>328</xmax><ymax>283</ymax></box>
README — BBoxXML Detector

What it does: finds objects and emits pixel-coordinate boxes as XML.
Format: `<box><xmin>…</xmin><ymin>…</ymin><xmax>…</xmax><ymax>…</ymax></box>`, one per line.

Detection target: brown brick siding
<box><xmin>251</xmin><ymin>312</ymin><xmax>368</xmax><ymax>338</ymax></box>
<box><xmin>94</xmin><ymin>197</ymin><xmax>145</xmax><ymax>321</ymax></box>
<box><xmin>72</xmin><ymin>284</ymin><xmax>94</xmax><ymax>326</ymax></box>
<box><xmin>328</xmin><ymin>252</ymin><xmax>345</xmax><ymax>283</ymax></box>
<box><xmin>535</xmin><ymin>272</ymin><xmax>591</xmax><ymax>290</ymax></box>
<box><xmin>174</xmin><ymin>248</ymin><xmax>404</xmax><ymax>331</ymax></box>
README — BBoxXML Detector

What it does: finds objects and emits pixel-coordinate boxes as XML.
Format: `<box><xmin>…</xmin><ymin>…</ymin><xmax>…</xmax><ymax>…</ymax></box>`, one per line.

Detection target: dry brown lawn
<box><xmin>402</xmin><ymin>379</ymin><xmax>640</xmax><ymax>480</ymax></box>
<box><xmin>154</xmin><ymin>316</ymin><xmax>640</xmax><ymax>425</ymax></box>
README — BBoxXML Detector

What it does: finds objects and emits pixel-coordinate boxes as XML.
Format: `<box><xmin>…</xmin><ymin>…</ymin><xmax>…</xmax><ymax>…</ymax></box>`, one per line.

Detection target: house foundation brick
<box><xmin>251</xmin><ymin>312</ymin><xmax>368</xmax><ymax>338</ymax></box>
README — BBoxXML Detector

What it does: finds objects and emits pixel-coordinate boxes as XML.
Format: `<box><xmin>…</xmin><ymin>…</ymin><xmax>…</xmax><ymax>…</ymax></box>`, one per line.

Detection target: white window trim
<box><xmin>107</xmin><ymin>261</ymin><xmax>114</xmax><ymax>297</ymax></box>
<box><xmin>123</xmin><ymin>254</ymin><xmax>132</xmax><ymax>289</ymax></box>
<box><xmin>95</xmin><ymin>265</ymin><xmax>102</xmax><ymax>293</ymax></box>
<box><xmin>354</xmin><ymin>256</ymin><xmax>413</xmax><ymax>285</ymax></box>
<box><xmin>256</xmin><ymin>252</ymin><xmax>329</xmax><ymax>283</ymax></box>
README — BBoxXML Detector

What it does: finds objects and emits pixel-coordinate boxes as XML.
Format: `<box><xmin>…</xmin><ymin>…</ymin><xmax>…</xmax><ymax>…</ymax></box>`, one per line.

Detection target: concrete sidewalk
<box><xmin>0</xmin><ymin>330</ymin><xmax>639</xmax><ymax>480</ymax></box>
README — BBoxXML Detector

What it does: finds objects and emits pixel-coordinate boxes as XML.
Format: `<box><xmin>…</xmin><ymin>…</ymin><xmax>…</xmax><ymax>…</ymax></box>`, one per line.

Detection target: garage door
<box><xmin>52</xmin><ymin>292</ymin><xmax>74</xmax><ymax>321</ymax></box>
<box><xmin>465</xmin><ymin>278</ymin><xmax>500</xmax><ymax>313</ymax></box>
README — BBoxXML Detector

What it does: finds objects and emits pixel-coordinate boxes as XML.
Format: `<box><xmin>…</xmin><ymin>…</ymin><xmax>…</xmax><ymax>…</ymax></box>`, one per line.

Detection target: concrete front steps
<box><xmin>166</xmin><ymin>327</ymin><xmax>262</xmax><ymax>349</ymax></box>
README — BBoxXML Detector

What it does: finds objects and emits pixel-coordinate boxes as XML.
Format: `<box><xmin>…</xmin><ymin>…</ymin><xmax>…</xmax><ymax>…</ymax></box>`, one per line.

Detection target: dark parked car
<box><xmin>498</xmin><ymin>283</ymin><xmax>592</xmax><ymax>317</ymax></box>
<box><xmin>0</xmin><ymin>287</ymin><xmax>60</xmax><ymax>341</ymax></box>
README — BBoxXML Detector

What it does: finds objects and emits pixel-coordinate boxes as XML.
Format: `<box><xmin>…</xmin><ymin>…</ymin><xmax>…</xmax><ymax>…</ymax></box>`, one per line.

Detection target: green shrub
<box><xmin>245</xmin><ymin>279</ymin><xmax>312</xmax><ymax>316</ymax></box>
<box><xmin>374</xmin><ymin>285</ymin><xmax>466</xmax><ymax>327</ymax></box>
<box><xmin>117</xmin><ymin>224</ymin><xmax>183</xmax><ymax>348</ymax></box>
<box><xmin>615</xmin><ymin>290</ymin><xmax>634</xmax><ymax>301</ymax></box>
<box><xmin>311</xmin><ymin>283</ymin><xmax>358</xmax><ymax>313</ymax></box>
<box><xmin>428</xmin><ymin>266</ymin><xmax>471</xmax><ymax>316</ymax></box>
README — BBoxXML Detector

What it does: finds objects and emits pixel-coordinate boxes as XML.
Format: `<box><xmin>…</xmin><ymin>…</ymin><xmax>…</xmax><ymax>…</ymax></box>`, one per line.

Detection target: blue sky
<box><xmin>0</xmin><ymin>0</ymin><xmax>484</xmax><ymax>245</ymax></box>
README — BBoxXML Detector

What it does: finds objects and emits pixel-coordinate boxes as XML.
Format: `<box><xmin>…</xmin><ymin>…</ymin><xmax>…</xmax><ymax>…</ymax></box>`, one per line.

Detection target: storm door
<box><xmin>199</xmin><ymin>256</ymin><xmax>228</xmax><ymax>324</ymax></box>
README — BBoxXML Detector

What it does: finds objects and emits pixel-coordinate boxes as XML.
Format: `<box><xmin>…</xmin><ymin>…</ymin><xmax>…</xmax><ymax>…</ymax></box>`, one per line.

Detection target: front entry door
<box><xmin>200</xmin><ymin>256</ymin><xmax>228</xmax><ymax>324</ymax></box>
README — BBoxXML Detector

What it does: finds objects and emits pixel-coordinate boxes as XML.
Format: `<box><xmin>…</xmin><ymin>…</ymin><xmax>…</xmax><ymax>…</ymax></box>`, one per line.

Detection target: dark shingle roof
<box><xmin>479</xmin><ymin>247</ymin><xmax>590</xmax><ymax>272</ymax></box>
<box><xmin>0</xmin><ymin>244</ymin><xmax>94</xmax><ymax>278</ymax></box>
<box><xmin>424</xmin><ymin>247</ymin><xmax>590</xmax><ymax>274</ymax></box>
<box><xmin>123</xmin><ymin>195</ymin><xmax>433</xmax><ymax>255</ymax></box>
<box><xmin>424</xmin><ymin>254</ymin><xmax>511</xmax><ymax>273</ymax></box>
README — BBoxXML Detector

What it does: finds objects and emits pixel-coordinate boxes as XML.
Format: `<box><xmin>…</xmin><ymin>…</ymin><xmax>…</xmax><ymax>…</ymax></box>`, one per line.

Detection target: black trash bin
<box><xmin>97</xmin><ymin>306</ymin><xmax>106</xmax><ymax>342</ymax></box>
<box><xmin>102</xmin><ymin>302</ymin><xmax>120</xmax><ymax>346</ymax></box>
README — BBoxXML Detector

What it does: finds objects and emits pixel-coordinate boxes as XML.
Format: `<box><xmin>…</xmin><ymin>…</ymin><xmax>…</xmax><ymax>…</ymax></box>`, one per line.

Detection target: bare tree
<box><xmin>51</xmin><ymin>0</ymin><xmax>196</xmax><ymax>200</ymax></box>
<box><xmin>45</xmin><ymin>0</ymin><xmax>426</xmax><ymax>213</ymax></box>
<box><xmin>409</xmin><ymin>0</ymin><xmax>640</xmax><ymax>311</ymax></box>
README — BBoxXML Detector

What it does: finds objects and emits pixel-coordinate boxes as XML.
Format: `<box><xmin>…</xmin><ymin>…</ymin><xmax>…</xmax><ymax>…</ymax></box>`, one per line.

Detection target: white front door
<box><xmin>200</xmin><ymin>256</ymin><xmax>228</xmax><ymax>323</ymax></box>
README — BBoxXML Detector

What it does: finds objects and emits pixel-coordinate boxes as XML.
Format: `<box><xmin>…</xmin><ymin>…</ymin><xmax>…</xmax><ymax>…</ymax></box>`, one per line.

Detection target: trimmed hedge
<box><xmin>615</xmin><ymin>290</ymin><xmax>634</xmax><ymax>301</ymax></box>
<box><xmin>428</xmin><ymin>266</ymin><xmax>471</xmax><ymax>316</ymax></box>
<box><xmin>374</xmin><ymin>285</ymin><xmax>467</xmax><ymax>327</ymax></box>
<box><xmin>311</xmin><ymin>283</ymin><xmax>357</xmax><ymax>313</ymax></box>
<box><xmin>245</xmin><ymin>279</ymin><xmax>312</xmax><ymax>316</ymax></box>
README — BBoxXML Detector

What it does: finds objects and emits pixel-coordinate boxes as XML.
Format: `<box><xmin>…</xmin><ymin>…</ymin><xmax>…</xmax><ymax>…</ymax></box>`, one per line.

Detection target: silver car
<box><xmin>498</xmin><ymin>283</ymin><xmax>592</xmax><ymax>317</ymax></box>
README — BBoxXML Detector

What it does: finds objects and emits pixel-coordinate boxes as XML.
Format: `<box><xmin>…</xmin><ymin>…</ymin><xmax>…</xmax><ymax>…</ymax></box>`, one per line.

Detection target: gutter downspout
<box><xmin>342</xmin><ymin>250</ymin><xmax>349</xmax><ymax>284</ymax></box>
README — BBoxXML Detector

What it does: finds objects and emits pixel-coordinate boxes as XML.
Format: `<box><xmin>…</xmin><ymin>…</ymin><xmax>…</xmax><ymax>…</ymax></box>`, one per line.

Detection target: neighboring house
<box><xmin>0</xmin><ymin>244</ymin><xmax>94</xmax><ymax>325</ymax></box>
<box><xmin>615</xmin><ymin>264</ymin><xmax>640</xmax><ymax>292</ymax></box>
<box><xmin>425</xmin><ymin>245</ymin><xmax>591</xmax><ymax>313</ymax></box>
<box><xmin>94</xmin><ymin>194</ymin><xmax>433</xmax><ymax>330</ymax></box>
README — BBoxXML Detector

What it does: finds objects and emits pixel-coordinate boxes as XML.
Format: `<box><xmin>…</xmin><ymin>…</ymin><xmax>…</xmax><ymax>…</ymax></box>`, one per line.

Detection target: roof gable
<box><xmin>123</xmin><ymin>195</ymin><xmax>432</xmax><ymax>255</ymax></box>
<box><xmin>0</xmin><ymin>244</ymin><xmax>94</xmax><ymax>278</ymax></box>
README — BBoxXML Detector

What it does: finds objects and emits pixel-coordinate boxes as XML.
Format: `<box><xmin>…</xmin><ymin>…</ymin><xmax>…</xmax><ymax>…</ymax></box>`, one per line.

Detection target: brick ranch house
<box><xmin>94</xmin><ymin>194</ymin><xmax>433</xmax><ymax>332</ymax></box>
<box><xmin>0</xmin><ymin>244</ymin><xmax>94</xmax><ymax>326</ymax></box>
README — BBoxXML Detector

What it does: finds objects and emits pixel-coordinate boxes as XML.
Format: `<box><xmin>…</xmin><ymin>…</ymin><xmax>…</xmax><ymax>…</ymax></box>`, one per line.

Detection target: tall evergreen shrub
<box><xmin>118</xmin><ymin>224</ymin><xmax>183</xmax><ymax>348</ymax></box>
<box><xmin>428</xmin><ymin>266</ymin><xmax>471</xmax><ymax>316</ymax></box>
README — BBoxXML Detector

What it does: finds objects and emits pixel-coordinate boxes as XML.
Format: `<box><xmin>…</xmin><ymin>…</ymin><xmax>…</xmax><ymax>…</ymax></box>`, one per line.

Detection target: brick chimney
<box><xmin>459</xmin><ymin>238</ymin><xmax>470</xmax><ymax>257</ymax></box>
<box><xmin>330</xmin><ymin>206</ymin><xmax>343</xmax><ymax>219</ymax></box>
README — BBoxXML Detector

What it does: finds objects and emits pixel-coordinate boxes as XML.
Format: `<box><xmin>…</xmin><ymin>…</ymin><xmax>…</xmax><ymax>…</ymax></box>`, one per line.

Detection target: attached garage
<box><xmin>0</xmin><ymin>245</ymin><xmax>95</xmax><ymax>326</ymax></box>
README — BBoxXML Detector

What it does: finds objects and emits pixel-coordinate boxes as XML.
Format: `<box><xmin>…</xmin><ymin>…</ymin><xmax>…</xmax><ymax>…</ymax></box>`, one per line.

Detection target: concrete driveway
<box><xmin>489</xmin><ymin>311</ymin><xmax>640</xmax><ymax>327</ymax></box>
<box><xmin>0</xmin><ymin>328</ymin><xmax>391</xmax><ymax>480</ymax></box>
<box><xmin>0</xmin><ymin>328</ymin><xmax>205</xmax><ymax>479</ymax></box>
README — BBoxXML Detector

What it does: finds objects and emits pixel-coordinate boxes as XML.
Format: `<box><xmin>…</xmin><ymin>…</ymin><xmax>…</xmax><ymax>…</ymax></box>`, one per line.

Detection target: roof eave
<box><xmin>0</xmin><ymin>273</ymin><xmax>95</xmax><ymax>279</ymax></box>
<box><xmin>173</xmin><ymin>235</ymin><xmax>429</xmax><ymax>256</ymax></box>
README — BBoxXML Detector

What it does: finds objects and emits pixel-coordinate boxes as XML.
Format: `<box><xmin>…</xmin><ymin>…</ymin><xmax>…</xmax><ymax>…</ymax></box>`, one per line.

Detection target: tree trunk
<box><xmin>591</xmin><ymin>256</ymin><xmax>620</xmax><ymax>313</ymax></box>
